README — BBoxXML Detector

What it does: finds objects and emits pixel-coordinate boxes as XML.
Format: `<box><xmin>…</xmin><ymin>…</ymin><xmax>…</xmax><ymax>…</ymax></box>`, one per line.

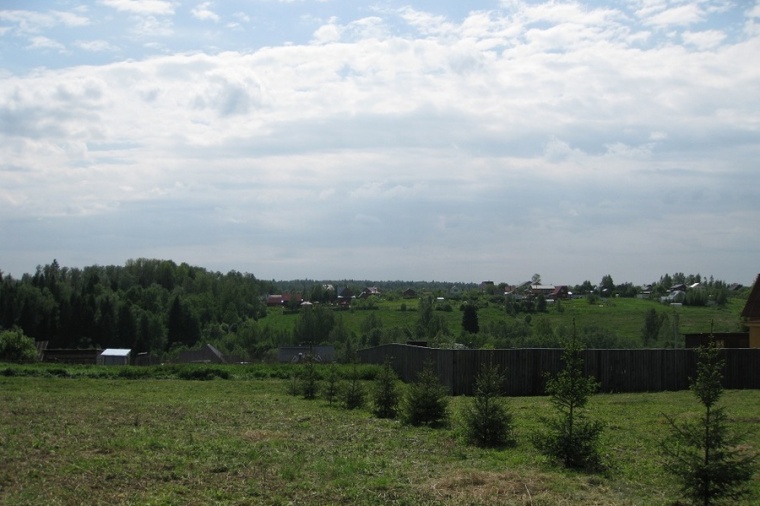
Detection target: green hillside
<box><xmin>260</xmin><ymin>294</ymin><xmax>748</xmax><ymax>350</ymax></box>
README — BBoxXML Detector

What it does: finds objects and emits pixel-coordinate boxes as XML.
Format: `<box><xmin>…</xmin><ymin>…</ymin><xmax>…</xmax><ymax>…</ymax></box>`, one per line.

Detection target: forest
<box><xmin>0</xmin><ymin>259</ymin><xmax>748</xmax><ymax>362</ymax></box>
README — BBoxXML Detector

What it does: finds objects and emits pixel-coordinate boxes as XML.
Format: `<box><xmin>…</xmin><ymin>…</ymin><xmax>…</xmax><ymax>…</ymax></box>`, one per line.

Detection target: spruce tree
<box><xmin>300</xmin><ymin>359</ymin><xmax>319</xmax><ymax>400</ymax></box>
<box><xmin>532</xmin><ymin>321</ymin><xmax>603</xmax><ymax>469</ymax></box>
<box><xmin>661</xmin><ymin>334</ymin><xmax>756</xmax><ymax>505</ymax></box>
<box><xmin>462</xmin><ymin>304</ymin><xmax>479</xmax><ymax>334</ymax></box>
<box><xmin>372</xmin><ymin>358</ymin><xmax>400</xmax><ymax>419</ymax></box>
<box><xmin>323</xmin><ymin>363</ymin><xmax>340</xmax><ymax>406</ymax></box>
<box><xmin>402</xmin><ymin>360</ymin><xmax>449</xmax><ymax>427</ymax></box>
<box><xmin>462</xmin><ymin>361</ymin><xmax>516</xmax><ymax>448</ymax></box>
<box><xmin>342</xmin><ymin>362</ymin><xmax>366</xmax><ymax>410</ymax></box>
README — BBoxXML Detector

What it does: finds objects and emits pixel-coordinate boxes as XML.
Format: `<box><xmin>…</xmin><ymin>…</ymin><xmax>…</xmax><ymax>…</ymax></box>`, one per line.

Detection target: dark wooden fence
<box><xmin>357</xmin><ymin>344</ymin><xmax>760</xmax><ymax>396</ymax></box>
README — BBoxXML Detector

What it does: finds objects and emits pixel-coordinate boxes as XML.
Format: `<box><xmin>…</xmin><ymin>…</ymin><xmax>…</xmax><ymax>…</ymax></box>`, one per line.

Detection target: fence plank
<box><xmin>358</xmin><ymin>346</ymin><xmax>760</xmax><ymax>396</ymax></box>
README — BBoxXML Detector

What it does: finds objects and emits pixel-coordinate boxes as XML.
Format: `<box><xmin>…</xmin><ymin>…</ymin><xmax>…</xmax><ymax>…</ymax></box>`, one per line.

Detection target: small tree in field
<box><xmin>300</xmin><ymin>359</ymin><xmax>319</xmax><ymax>400</ymax></box>
<box><xmin>402</xmin><ymin>360</ymin><xmax>449</xmax><ymax>427</ymax></box>
<box><xmin>372</xmin><ymin>358</ymin><xmax>400</xmax><ymax>419</ymax></box>
<box><xmin>461</xmin><ymin>304</ymin><xmax>479</xmax><ymax>334</ymax></box>
<box><xmin>323</xmin><ymin>363</ymin><xmax>340</xmax><ymax>406</ymax></box>
<box><xmin>341</xmin><ymin>362</ymin><xmax>365</xmax><ymax>410</ymax></box>
<box><xmin>661</xmin><ymin>335</ymin><xmax>756</xmax><ymax>505</ymax></box>
<box><xmin>461</xmin><ymin>361</ymin><xmax>516</xmax><ymax>448</ymax></box>
<box><xmin>532</xmin><ymin>322</ymin><xmax>603</xmax><ymax>469</ymax></box>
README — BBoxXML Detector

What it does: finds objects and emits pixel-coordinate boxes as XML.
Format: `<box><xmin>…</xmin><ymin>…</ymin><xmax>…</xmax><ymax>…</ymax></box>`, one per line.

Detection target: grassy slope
<box><xmin>263</xmin><ymin>296</ymin><xmax>748</xmax><ymax>344</ymax></box>
<box><xmin>1</xmin><ymin>376</ymin><xmax>757</xmax><ymax>505</ymax></box>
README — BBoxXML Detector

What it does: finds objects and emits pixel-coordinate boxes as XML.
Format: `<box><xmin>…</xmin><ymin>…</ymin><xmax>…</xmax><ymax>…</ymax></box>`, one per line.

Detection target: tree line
<box><xmin>0</xmin><ymin>259</ymin><xmax>272</xmax><ymax>358</ymax></box>
<box><xmin>0</xmin><ymin>260</ymin><xmax>743</xmax><ymax>361</ymax></box>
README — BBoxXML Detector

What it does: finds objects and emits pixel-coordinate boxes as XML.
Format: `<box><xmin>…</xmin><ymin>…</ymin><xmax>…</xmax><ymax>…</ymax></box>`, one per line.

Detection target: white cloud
<box><xmin>191</xmin><ymin>2</ymin><xmax>219</xmax><ymax>23</ymax></box>
<box><xmin>0</xmin><ymin>9</ymin><xmax>89</xmax><ymax>34</ymax></box>
<box><xmin>681</xmin><ymin>29</ymin><xmax>726</xmax><ymax>49</ymax></box>
<box><xmin>132</xmin><ymin>15</ymin><xmax>174</xmax><ymax>36</ymax></box>
<box><xmin>75</xmin><ymin>39</ymin><xmax>119</xmax><ymax>52</ymax></box>
<box><xmin>311</xmin><ymin>18</ymin><xmax>341</xmax><ymax>44</ymax></box>
<box><xmin>398</xmin><ymin>7</ymin><xmax>455</xmax><ymax>37</ymax></box>
<box><xmin>637</xmin><ymin>3</ymin><xmax>705</xmax><ymax>28</ymax></box>
<box><xmin>26</xmin><ymin>35</ymin><xmax>66</xmax><ymax>51</ymax></box>
<box><xmin>100</xmin><ymin>0</ymin><xmax>176</xmax><ymax>15</ymax></box>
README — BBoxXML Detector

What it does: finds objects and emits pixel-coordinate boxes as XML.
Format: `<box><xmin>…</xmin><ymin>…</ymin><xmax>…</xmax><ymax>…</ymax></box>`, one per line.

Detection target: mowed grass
<box><xmin>1</xmin><ymin>376</ymin><xmax>758</xmax><ymax>505</ymax></box>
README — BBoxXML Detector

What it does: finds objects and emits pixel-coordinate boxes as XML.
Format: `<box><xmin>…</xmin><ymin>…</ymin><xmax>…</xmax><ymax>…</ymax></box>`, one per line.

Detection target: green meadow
<box><xmin>1</xmin><ymin>371</ymin><xmax>757</xmax><ymax>505</ymax></box>
<box><xmin>263</xmin><ymin>295</ymin><xmax>747</xmax><ymax>344</ymax></box>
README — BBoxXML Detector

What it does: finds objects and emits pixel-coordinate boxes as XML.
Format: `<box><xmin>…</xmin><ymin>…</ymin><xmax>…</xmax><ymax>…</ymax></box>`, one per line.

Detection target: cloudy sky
<box><xmin>1</xmin><ymin>0</ymin><xmax>759</xmax><ymax>285</ymax></box>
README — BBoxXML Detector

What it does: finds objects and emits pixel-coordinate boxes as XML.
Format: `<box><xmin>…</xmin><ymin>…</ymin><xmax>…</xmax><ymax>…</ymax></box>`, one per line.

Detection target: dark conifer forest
<box><xmin>0</xmin><ymin>259</ymin><xmax>272</xmax><ymax>357</ymax></box>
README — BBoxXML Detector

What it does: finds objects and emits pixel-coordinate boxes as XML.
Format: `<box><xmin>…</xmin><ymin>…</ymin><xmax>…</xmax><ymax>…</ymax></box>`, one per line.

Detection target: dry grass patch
<box><xmin>423</xmin><ymin>470</ymin><xmax>546</xmax><ymax>505</ymax></box>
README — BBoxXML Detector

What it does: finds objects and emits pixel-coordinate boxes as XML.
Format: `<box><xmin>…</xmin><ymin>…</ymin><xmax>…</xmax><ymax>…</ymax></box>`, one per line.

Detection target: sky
<box><xmin>1</xmin><ymin>0</ymin><xmax>759</xmax><ymax>286</ymax></box>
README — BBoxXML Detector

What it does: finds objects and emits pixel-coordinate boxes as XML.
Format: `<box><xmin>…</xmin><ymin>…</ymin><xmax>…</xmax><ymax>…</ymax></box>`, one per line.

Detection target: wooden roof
<box><xmin>741</xmin><ymin>274</ymin><xmax>760</xmax><ymax>318</ymax></box>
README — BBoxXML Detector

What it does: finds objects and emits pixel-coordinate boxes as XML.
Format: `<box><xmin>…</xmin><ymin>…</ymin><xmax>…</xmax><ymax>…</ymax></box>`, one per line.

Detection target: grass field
<box><xmin>1</xmin><ymin>372</ymin><xmax>758</xmax><ymax>505</ymax></box>
<box><xmin>261</xmin><ymin>295</ymin><xmax>748</xmax><ymax>347</ymax></box>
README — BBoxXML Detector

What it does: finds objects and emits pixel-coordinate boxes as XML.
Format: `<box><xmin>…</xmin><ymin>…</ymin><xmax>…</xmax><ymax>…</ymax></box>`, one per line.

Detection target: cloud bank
<box><xmin>1</xmin><ymin>0</ymin><xmax>759</xmax><ymax>284</ymax></box>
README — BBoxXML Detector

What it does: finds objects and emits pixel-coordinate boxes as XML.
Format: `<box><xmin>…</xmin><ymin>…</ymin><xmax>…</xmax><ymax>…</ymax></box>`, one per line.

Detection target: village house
<box><xmin>266</xmin><ymin>293</ymin><xmax>302</xmax><ymax>307</ymax></box>
<box><xmin>529</xmin><ymin>284</ymin><xmax>569</xmax><ymax>299</ymax></box>
<box><xmin>359</xmin><ymin>286</ymin><xmax>381</xmax><ymax>299</ymax></box>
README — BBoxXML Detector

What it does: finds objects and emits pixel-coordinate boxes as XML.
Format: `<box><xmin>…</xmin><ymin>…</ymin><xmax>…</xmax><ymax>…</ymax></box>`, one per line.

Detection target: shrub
<box><xmin>461</xmin><ymin>362</ymin><xmax>516</xmax><ymax>448</ymax></box>
<box><xmin>661</xmin><ymin>337</ymin><xmax>756</xmax><ymax>505</ymax></box>
<box><xmin>372</xmin><ymin>359</ymin><xmax>400</xmax><ymax>419</ymax></box>
<box><xmin>287</xmin><ymin>373</ymin><xmax>300</xmax><ymax>396</ymax></box>
<box><xmin>46</xmin><ymin>367</ymin><xmax>71</xmax><ymax>378</ymax></box>
<box><xmin>177</xmin><ymin>366</ymin><xmax>229</xmax><ymax>381</ymax></box>
<box><xmin>117</xmin><ymin>367</ymin><xmax>151</xmax><ymax>379</ymax></box>
<box><xmin>402</xmin><ymin>361</ymin><xmax>448</xmax><ymax>427</ymax></box>
<box><xmin>0</xmin><ymin>328</ymin><xmax>37</xmax><ymax>363</ymax></box>
<box><xmin>532</xmin><ymin>324</ymin><xmax>603</xmax><ymax>469</ymax></box>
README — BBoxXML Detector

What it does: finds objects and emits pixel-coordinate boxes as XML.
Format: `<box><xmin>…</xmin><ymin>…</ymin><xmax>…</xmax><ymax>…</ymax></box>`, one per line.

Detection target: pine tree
<box><xmin>661</xmin><ymin>334</ymin><xmax>756</xmax><ymax>505</ymax></box>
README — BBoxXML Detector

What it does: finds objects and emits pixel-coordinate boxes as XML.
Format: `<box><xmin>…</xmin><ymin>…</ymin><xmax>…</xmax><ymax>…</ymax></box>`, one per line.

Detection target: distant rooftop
<box><xmin>100</xmin><ymin>349</ymin><xmax>131</xmax><ymax>357</ymax></box>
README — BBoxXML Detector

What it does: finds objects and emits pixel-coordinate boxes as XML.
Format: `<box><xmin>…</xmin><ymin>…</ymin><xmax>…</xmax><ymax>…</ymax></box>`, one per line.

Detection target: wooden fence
<box><xmin>357</xmin><ymin>344</ymin><xmax>760</xmax><ymax>396</ymax></box>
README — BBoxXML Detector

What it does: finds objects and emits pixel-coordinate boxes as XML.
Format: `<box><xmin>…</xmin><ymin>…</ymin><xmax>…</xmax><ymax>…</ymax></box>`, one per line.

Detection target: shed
<box><xmin>99</xmin><ymin>348</ymin><xmax>131</xmax><ymax>366</ymax></box>
<box><xmin>42</xmin><ymin>348</ymin><xmax>102</xmax><ymax>364</ymax></box>
<box><xmin>402</xmin><ymin>288</ymin><xmax>417</xmax><ymax>299</ymax></box>
<box><xmin>177</xmin><ymin>343</ymin><xmax>226</xmax><ymax>364</ymax></box>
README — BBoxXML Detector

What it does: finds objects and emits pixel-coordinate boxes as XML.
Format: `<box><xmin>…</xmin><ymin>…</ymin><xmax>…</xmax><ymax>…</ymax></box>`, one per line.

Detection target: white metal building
<box><xmin>98</xmin><ymin>348</ymin><xmax>131</xmax><ymax>366</ymax></box>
